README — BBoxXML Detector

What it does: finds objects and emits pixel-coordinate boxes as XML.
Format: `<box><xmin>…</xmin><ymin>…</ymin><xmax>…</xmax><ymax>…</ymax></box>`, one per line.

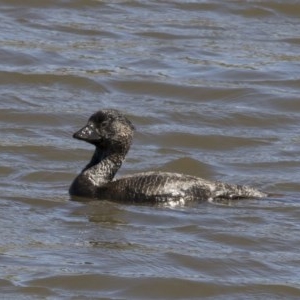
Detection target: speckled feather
<box><xmin>104</xmin><ymin>172</ymin><xmax>267</xmax><ymax>204</ymax></box>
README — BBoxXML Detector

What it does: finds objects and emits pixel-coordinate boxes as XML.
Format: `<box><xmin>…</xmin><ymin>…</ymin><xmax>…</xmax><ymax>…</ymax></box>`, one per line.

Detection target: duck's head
<box><xmin>73</xmin><ymin>109</ymin><xmax>135</xmax><ymax>152</ymax></box>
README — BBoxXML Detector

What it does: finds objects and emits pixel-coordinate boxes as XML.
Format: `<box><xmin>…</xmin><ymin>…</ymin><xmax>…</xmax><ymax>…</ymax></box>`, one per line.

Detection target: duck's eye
<box><xmin>101</xmin><ymin>120</ymin><xmax>109</xmax><ymax>128</ymax></box>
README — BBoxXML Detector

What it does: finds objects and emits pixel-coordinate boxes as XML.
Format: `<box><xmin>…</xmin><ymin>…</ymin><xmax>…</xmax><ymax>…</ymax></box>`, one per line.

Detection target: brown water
<box><xmin>1</xmin><ymin>0</ymin><xmax>300</xmax><ymax>299</ymax></box>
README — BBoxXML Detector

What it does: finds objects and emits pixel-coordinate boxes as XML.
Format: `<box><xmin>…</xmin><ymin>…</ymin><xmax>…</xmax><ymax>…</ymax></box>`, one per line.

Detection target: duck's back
<box><xmin>101</xmin><ymin>171</ymin><xmax>266</xmax><ymax>204</ymax></box>
<box><xmin>103</xmin><ymin>172</ymin><xmax>209</xmax><ymax>203</ymax></box>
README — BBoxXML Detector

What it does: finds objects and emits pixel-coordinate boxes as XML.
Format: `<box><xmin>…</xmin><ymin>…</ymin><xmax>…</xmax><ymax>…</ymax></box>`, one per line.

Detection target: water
<box><xmin>1</xmin><ymin>0</ymin><xmax>300</xmax><ymax>299</ymax></box>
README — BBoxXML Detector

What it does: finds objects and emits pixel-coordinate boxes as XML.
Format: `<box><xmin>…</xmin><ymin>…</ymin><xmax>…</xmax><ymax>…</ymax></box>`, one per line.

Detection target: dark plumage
<box><xmin>69</xmin><ymin>109</ymin><xmax>267</xmax><ymax>204</ymax></box>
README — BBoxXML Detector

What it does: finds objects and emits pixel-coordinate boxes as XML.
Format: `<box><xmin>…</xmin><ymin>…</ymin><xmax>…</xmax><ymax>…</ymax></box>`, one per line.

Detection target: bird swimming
<box><xmin>69</xmin><ymin>109</ymin><xmax>268</xmax><ymax>204</ymax></box>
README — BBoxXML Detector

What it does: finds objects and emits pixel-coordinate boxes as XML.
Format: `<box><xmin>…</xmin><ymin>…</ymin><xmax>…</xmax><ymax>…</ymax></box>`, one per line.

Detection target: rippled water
<box><xmin>1</xmin><ymin>0</ymin><xmax>300</xmax><ymax>299</ymax></box>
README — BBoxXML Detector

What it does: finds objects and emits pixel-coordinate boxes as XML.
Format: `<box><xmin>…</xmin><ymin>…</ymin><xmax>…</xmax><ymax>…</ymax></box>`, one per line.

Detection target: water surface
<box><xmin>1</xmin><ymin>0</ymin><xmax>300</xmax><ymax>299</ymax></box>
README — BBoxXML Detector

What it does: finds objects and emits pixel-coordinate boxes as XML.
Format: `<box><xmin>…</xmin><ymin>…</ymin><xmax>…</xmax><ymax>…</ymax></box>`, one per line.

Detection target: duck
<box><xmin>69</xmin><ymin>109</ymin><xmax>267</xmax><ymax>204</ymax></box>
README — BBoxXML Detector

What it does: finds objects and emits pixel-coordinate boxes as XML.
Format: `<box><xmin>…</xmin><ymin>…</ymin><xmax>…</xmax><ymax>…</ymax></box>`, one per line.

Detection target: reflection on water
<box><xmin>1</xmin><ymin>0</ymin><xmax>300</xmax><ymax>299</ymax></box>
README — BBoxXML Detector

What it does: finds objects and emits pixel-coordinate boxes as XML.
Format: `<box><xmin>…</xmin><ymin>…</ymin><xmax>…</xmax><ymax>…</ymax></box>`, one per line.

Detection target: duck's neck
<box><xmin>82</xmin><ymin>147</ymin><xmax>125</xmax><ymax>186</ymax></box>
<box><xmin>69</xmin><ymin>145</ymin><xmax>129</xmax><ymax>198</ymax></box>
